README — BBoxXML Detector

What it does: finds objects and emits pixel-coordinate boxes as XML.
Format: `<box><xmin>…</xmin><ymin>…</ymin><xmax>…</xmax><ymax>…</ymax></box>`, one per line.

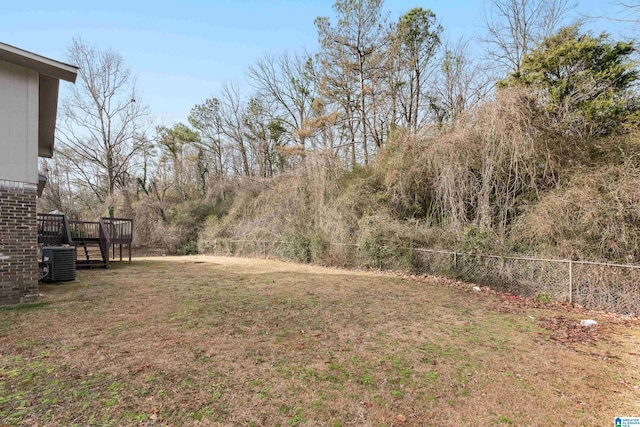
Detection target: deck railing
<box><xmin>67</xmin><ymin>220</ymin><xmax>102</xmax><ymax>241</ymax></box>
<box><xmin>37</xmin><ymin>213</ymin><xmax>72</xmax><ymax>246</ymax></box>
<box><xmin>101</xmin><ymin>217</ymin><xmax>133</xmax><ymax>244</ymax></box>
<box><xmin>37</xmin><ymin>214</ymin><xmax>133</xmax><ymax>266</ymax></box>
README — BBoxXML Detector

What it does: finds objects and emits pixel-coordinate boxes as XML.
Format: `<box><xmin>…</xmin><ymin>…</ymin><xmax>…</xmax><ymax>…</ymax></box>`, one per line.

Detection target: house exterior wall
<box><xmin>0</xmin><ymin>43</ymin><xmax>76</xmax><ymax>306</ymax></box>
<box><xmin>0</xmin><ymin>180</ymin><xmax>38</xmax><ymax>305</ymax></box>
<box><xmin>0</xmin><ymin>61</ymin><xmax>41</xmax><ymax>305</ymax></box>
<box><xmin>0</xmin><ymin>60</ymin><xmax>39</xmax><ymax>185</ymax></box>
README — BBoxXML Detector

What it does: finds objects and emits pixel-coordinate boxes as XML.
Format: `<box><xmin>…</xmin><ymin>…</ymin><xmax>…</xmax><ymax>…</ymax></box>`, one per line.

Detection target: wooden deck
<box><xmin>37</xmin><ymin>214</ymin><xmax>133</xmax><ymax>269</ymax></box>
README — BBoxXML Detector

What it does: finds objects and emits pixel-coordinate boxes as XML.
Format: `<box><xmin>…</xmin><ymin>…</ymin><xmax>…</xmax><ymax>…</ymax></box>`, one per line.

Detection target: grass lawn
<box><xmin>1</xmin><ymin>255</ymin><xmax>639</xmax><ymax>426</ymax></box>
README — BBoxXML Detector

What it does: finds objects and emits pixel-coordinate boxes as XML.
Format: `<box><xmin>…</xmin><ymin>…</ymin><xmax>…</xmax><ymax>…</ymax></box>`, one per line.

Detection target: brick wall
<box><xmin>0</xmin><ymin>180</ymin><xmax>39</xmax><ymax>305</ymax></box>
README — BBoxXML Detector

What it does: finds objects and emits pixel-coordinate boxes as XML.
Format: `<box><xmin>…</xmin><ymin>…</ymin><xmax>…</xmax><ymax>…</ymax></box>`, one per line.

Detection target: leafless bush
<box><xmin>511</xmin><ymin>165</ymin><xmax>640</xmax><ymax>263</ymax></box>
<box><xmin>380</xmin><ymin>88</ymin><xmax>555</xmax><ymax>237</ymax></box>
<box><xmin>133</xmin><ymin>197</ymin><xmax>192</xmax><ymax>253</ymax></box>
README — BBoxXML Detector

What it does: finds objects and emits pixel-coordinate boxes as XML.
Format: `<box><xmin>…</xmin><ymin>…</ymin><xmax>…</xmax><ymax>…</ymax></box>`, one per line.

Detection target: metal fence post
<box><xmin>568</xmin><ymin>260</ymin><xmax>573</xmax><ymax>304</ymax></box>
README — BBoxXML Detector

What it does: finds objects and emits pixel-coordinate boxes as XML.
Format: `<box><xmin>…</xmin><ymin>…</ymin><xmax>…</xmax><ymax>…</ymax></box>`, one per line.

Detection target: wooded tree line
<box><xmin>39</xmin><ymin>0</ymin><xmax>640</xmax><ymax>259</ymax></box>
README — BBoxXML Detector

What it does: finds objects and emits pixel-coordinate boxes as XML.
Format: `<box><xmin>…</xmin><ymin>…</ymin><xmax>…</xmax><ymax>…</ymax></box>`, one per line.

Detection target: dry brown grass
<box><xmin>1</xmin><ymin>256</ymin><xmax>639</xmax><ymax>426</ymax></box>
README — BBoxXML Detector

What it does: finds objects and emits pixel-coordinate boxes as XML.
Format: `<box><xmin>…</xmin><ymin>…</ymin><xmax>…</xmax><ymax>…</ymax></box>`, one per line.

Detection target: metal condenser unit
<box><xmin>41</xmin><ymin>246</ymin><xmax>76</xmax><ymax>282</ymax></box>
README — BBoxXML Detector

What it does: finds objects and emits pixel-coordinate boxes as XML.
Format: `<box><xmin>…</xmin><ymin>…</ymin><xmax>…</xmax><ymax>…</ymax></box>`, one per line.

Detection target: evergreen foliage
<box><xmin>503</xmin><ymin>25</ymin><xmax>639</xmax><ymax>140</ymax></box>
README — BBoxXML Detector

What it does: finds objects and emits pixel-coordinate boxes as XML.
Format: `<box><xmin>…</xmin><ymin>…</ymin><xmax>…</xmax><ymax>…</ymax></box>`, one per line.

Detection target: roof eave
<box><xmin>0</xmin><ymin>42</ymin><xmax>77</xmax><ymax>83</ymax></box>
<box><xmin>0</xmin><ymin>41</ymin><xmax>78</xmax><ymax>158</ymax></box>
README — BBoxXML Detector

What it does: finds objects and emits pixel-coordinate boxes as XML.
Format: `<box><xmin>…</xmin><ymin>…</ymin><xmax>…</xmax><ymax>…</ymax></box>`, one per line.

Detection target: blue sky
<box><xmin>0</xmin><ymin>0</ymin><xmax>632</xmax><ymax>125</ymax></box>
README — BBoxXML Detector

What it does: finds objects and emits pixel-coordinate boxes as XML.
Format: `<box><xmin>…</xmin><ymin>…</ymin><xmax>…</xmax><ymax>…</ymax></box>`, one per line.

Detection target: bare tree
<box><xmin>188</xmin><ymin>97</ymin><xmax>226</xmax><ymax>177</ymax></box>
<box><xmin>482</xmin><ymin>0</ymin><xmax>574</xmax><ymax>73</ymax></box>
<box><xmin>155</xmin><ymin>123</ymin><xmax>200</xmax><ymax>201</ymax></box>
<box><xmin>430</xmin><ymin>40</ymin><xmax>493</xmax><ymax>126</ymax></box>
<box><xmin>315</xmin><ymin>32</ymin><xmax>361</xmax><ymax>166</ymax></box>
<box><xmin>316</xmin><ymin>0</ymin><xmax>387</xmax><ymax>165</ymax></box>
<box><xmin>38</xmin><ymin>157</ymin><xmax>80</xmax><ymax>218</ymax></box>
<box><xmin>248</xmin><ymin>53</ymin><xmax>317</xmax><ymax>153</ymax></box>
<box><xmin>598</xmin><ymin>1</ymin><xmax>640</xmax><ymax>23</ymax></box>
<box><xmin>592</xmin><ymin>1</ymin><xmax>640</xmax><ymax>43</ymax></box>
<box><xmin>393</xmin><ymin>8</ymin><xmax>443</xmax><ymax>131</ymax></box>
<box><xmin>57</xmin><ymin>37</ymin><xmax>150</xmax><ymax>217</ymax></box>
<box><xmin>218</xmin><ymin>82</ymin><xmax>252</xmax><ymax>177</ymax></box>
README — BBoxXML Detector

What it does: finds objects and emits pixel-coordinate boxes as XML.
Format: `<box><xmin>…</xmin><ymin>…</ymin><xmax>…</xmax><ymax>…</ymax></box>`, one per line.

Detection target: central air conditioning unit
<box><xmin>41</xmin><ymin>246</ymin><xmax>76</xmax><ymax>282</ymax></box>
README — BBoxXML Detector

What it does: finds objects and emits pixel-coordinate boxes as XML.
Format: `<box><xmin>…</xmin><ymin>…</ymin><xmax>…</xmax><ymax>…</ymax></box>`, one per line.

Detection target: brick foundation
<box><xmin>0</xmin><ymin>180</ymin><xmax>39</xmax><ymax>305</ymax></box>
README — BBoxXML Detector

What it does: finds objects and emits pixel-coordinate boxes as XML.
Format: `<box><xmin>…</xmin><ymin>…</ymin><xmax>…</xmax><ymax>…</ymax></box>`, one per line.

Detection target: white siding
<box><xmin>0</xmin><ymin>61</ymin><xmax>38</xmax><ymax>184</ymax></box>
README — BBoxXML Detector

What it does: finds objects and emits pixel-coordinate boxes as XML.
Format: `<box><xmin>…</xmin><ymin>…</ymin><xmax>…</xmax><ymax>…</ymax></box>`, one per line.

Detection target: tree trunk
<box><xmin>359</xmin><ymin>55</ymin><xmax>368</xmax><ymax>166</ymax></box>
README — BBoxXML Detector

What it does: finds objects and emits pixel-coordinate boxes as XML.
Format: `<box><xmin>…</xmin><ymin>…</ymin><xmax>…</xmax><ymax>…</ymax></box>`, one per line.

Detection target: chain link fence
<box><xmin>202</xmin><ymin>239</ymin><xmax>640</xmax><ymax>316</ymax></box>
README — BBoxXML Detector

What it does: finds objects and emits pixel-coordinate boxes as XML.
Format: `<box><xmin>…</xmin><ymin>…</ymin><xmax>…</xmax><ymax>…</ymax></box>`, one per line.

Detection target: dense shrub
<box><xmin>510</xmin><ymin>165</ymin><xmax>640</xmax><ymax>263</ymax></box>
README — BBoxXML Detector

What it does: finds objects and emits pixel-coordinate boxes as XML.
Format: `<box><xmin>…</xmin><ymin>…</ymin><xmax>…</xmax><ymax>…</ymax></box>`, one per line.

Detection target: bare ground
<box><xmin>1</xmin><ymin>255</ymin><xmax>639</xmax><ymax>426</ymax></box>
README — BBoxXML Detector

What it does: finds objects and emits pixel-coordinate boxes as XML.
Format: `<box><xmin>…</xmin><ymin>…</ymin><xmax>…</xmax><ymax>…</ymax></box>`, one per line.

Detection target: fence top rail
<box><xmin>568</xmin><ymin>259</ymin><xmax>640</xmax><ymax>269</ymax></box>
<box><xmin>413</xmin><ymin>248</ymin><xmax>640</xmax><ymax>270</ymax></box>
